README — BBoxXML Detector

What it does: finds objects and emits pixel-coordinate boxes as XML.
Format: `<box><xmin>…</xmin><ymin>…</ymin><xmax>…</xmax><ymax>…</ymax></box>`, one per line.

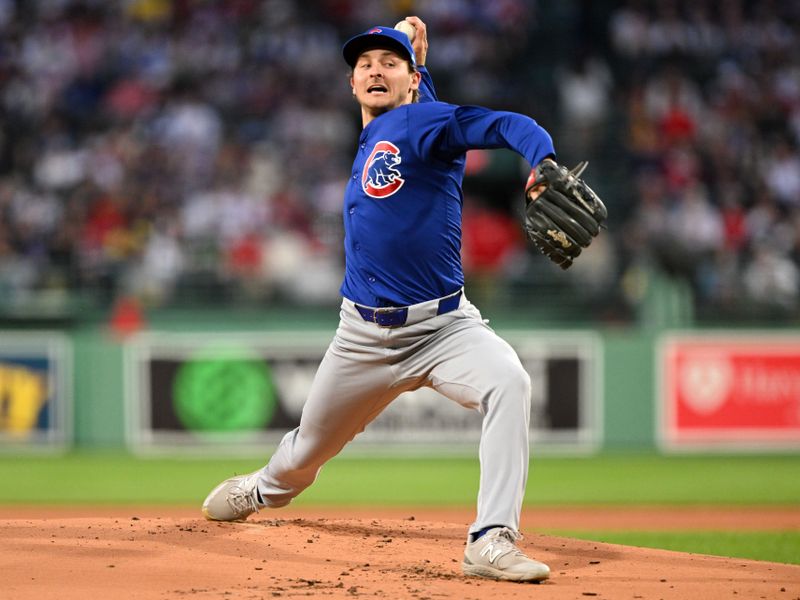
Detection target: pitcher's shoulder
<box><xmin>406</xmin><ymin>100</ymin><xmax>456</xmax><ymax>115</ymax></box>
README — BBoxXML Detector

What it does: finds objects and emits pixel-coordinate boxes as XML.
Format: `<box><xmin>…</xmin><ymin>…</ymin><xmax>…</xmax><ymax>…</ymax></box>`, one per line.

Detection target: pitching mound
<box><xmin>3</xmin><ymin>508</ymin><xmax>798</xmax><ymax>599</ymax></box>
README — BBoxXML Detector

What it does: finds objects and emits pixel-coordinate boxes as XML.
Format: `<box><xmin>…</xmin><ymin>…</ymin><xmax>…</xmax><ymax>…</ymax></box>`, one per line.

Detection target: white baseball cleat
<box><xmin>202</xmin><ymin>470</ymin><xmax>263</xmax><ymax>521</ymax></box>
<box><xmin>462</xmin><ymin>527</ymin><xmax>550</xmax><ymax>582</ymax></box>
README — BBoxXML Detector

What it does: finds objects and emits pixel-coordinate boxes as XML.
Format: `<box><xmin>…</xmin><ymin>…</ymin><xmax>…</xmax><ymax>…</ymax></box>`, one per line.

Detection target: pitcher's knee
<box><xmin>499</xmin><ymin>362</ymin><xmax>531</xmax><ymax>398</ymax></box>
<box><xmin>482</xmin><ymin>362</ymin><xmax>530</xmax><ymax>411</ymax></box>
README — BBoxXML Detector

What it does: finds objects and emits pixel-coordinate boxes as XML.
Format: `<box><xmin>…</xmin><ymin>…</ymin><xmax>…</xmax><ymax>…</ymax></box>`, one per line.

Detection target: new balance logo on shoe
<box><xmin>462</xmin><ymin>527</ymin><xmax>550</xmax><ymax>582</ymax></box>
<box><xmin>480</xmin><ymin>542</ymin><xmax>504</xmax><ymax>564</ymax></box>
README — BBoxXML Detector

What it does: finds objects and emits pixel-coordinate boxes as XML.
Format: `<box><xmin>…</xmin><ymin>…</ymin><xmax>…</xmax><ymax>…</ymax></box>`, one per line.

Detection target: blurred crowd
<box><xmin>0</xmin><ymin>0</ymin><xmax>799</xmax><ymax>323</ymax></box>
<box><xmin>0</xmin><ymin>0</ymin><xmax>536</xmax><ymax>311</ymax></box>
<box><xmin>609</xmin><ymin>0</ymin><xmax>800</xmax><ymax>319</ymax></box>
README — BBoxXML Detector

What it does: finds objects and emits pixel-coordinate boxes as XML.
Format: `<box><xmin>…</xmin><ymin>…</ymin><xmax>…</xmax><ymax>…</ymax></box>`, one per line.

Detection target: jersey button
<box><xmin>368</xmin><ymin>276</ymin><xmax>376</xmax><ymax>283</ymax></box>
<box><xmin>352</xmin><ymin>174</ymin><xmax>358</xmax><ymax>180</ymax></box>
<box><xmin>360</xmin><ymin>143</ymin><xmax>366</xmax><ymax>149</ymax></box>
<box><xmin>349</xmin><ymin>208</ymin><xmax>355</xmax><ymax>215</ymax></box>
<box><xmin>354</xmin><ymin>242</ymin><xmax>361</xmax><ymax>250</ymax></box>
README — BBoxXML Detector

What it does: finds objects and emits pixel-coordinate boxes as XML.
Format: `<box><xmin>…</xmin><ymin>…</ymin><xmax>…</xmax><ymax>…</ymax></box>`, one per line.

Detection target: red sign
<box><xmin>661</xmin><ymin>336</ymin><xmax>800</xmax><ymax>448</ymax></box>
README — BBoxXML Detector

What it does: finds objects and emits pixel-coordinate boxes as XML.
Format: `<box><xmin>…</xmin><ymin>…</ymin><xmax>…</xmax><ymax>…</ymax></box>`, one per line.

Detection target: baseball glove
<box><xmin>523</xmin><ymin>158</ymin><xmax>607</xmax><ymax>269</ymax></box>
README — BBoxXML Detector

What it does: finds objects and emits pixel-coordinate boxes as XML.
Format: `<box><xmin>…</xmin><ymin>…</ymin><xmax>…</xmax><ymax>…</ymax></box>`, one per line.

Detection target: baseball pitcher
<box><xmin>202</xmin><ymin>16</ymin><xmax>606</xmax><ymax>583</ymax></box>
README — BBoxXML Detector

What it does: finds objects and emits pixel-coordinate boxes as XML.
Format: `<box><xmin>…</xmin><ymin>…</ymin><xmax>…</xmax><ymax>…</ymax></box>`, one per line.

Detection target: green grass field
<box><xmin>1</xmin><ymin>452</ymin><xmax>798</xmax><ymax>564</ymax></box>
<box><xmin>541</xmin><ymin>530</ymin><xmax>800</xmax><ymax>566</ymax></box>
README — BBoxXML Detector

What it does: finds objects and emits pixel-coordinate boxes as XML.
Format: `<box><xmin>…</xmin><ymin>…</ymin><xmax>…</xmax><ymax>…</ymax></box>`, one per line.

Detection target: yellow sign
<box><xmin>0</xmin><ymin>364</ymin><xmax>47</xmax><ymax>437</ymax></box>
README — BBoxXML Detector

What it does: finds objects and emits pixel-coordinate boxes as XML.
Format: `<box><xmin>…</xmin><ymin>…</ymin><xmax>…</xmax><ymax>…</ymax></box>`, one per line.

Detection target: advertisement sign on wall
<box><xmin>125</xmin><ymin>331</ymin><xmax>602</xmax><ymax>454</ymax></box>
<box><xmin>0</xmin><ymin>333</ymin><xmax>71</xmax><ymax>449</ymax></box>
<box><xmin>659</xmin><ymin>334</ymin><xmax>800</xmax><ymax>450</ymax></box>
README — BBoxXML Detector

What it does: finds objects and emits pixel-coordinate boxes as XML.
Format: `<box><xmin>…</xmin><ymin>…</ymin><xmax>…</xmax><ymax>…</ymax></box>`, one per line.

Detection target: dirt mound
<box><xmin>3</xmin><ymin>509</ymin><xmax>798</xmax><ymax>599</ymax></box>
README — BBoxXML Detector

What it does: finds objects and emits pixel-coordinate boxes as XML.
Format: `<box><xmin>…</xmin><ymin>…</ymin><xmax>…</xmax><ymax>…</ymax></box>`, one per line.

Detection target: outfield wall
<box><xmin>2</xmin><ymin>308</ymin><xmax>799</xmax><ymax>453</ymax></box>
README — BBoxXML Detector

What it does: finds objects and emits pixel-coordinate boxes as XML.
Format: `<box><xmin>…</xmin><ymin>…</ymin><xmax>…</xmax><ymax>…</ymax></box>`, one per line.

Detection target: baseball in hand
<box><xmin>394</xmin><ymin>20</ymin><xmax>416</xmax><ymax>42</ymax></box>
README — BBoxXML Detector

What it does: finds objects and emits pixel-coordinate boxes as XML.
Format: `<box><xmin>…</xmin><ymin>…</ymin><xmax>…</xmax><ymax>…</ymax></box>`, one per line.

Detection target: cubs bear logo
<box><xmin>362</xmin><ymin>141</ymin><xmax>405</xmax><ymax>198</ymax></box>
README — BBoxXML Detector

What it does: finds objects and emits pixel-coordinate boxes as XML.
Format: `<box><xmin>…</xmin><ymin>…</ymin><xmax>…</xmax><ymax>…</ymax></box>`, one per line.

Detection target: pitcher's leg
<box><xmin>473</xmin><ymin>357</ymin><xmax>530</xmax><ymax>533</ymax></box>
<box><xmin>255</xmin><ymin>340</ymin><xmax>400</xmax><ymax>507</ymax></box>
<box><xmin>427</xmin><ymin>318</ymin><xmax>531</xmax><ymax>534</ymax></box>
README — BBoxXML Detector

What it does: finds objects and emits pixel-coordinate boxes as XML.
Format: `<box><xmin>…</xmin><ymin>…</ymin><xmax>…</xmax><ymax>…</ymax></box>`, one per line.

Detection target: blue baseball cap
<box><xmin>342</xmin><ymin>26</ymin><xmax>416</xmax><ymax>69</ymax></box>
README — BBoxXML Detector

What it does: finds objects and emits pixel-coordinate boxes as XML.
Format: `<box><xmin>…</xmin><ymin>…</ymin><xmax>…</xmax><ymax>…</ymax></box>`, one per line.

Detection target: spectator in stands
<box><xmin>1</xmin><ymin>0</ymin><xmax>799</xmax><ymax>322</ymax></box>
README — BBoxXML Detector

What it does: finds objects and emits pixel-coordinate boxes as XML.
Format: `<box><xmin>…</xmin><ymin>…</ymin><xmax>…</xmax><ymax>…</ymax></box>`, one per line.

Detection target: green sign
<box><xmin>173</xmin><ymin>357</ymin><xmax>276</xmax><ymax>431</ymax></box>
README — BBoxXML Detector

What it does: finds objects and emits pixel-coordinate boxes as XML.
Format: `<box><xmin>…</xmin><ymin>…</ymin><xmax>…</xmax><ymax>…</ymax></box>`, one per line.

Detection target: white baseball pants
<box><xmin>253</xmin><ymin>292</ymin><xmax>532</xmax><ymax>534</ymax></box>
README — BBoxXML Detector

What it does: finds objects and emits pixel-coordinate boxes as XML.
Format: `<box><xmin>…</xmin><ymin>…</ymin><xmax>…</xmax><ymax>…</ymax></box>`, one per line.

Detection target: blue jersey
<box><xmin>340</xmin><ymin>67</ymin><xmax>555</xmax><ymax>307</ymax></box>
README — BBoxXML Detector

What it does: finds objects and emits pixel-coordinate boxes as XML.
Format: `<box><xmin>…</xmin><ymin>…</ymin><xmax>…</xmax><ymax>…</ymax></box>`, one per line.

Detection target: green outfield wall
<box><xmin>5</xmin><ymin>303</ymin><xmax>798</xmax><ymax>452</ymax></box>
<box><xmin>58</xmin><ymin>308</ymin><xmax>658</xmax><ymax>450</ymax></box>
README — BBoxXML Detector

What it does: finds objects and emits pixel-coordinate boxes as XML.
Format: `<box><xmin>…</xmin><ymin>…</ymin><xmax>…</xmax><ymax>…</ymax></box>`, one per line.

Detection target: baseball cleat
<box><xmin>202</xmin><ymin>470</ymin><xmax>263</xmax><ymax>521</ymax></box>
<box><xmin>462</xmin><ymin>527</ymin><xmax>550</xmax><ymax>582</ymax></box>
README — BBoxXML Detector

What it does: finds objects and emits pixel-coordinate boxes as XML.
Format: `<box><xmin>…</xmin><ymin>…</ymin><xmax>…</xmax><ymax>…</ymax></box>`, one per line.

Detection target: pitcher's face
<box><xmin>350</xmin><ymin>49</ymin><xmax>420</xmax><ymax>117</ymax></box>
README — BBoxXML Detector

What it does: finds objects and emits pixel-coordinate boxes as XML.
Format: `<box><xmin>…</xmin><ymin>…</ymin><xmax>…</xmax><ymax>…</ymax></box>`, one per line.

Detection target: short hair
<box><xmin>410</xmin><ymin>63</ymin><xmax>420</xmax><ymax>103</ymax></box>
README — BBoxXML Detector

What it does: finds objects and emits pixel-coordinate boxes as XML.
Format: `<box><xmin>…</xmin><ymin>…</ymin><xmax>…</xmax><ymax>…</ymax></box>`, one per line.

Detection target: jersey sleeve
<box><xmin>414</xmin><ymin>104</ymin><xmax>555</xmax><ymax>168</ymax></box>
<box><xmin>417</xmin><ymin>66</ymin><xmax>437</xmax><ymax>103</ymax></box>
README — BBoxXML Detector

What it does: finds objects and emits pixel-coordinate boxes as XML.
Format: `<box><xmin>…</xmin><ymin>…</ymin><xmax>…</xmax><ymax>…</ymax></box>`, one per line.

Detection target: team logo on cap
<box><xmin>367</xmin><ymin>27</ymin><xmax>382</xmax><ymax>34</ymax></box>
<box><xmin>363</xmin><ymin>141</ymin><xmax>405</xmax><ymax>198</ymax></box>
